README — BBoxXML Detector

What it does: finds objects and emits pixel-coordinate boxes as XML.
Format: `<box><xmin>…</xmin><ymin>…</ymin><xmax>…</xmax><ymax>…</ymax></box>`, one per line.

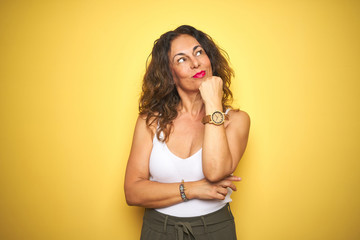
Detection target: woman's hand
<box><xmin>198</xmin><ymin>76</ymin><xmax>223</xmax><ymax>112</ymax></box>
<box><xmin>186</xmin><ymin>175</ymin><xmax>241</xmax><ymax>200</ymax></box>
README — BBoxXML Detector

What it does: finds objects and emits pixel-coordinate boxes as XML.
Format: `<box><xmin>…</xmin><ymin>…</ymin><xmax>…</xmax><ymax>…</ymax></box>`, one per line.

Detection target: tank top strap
<box><xmin>154</xmin><ymin>121</ymin><xmax>165</xmax><ymax>143</ymax></box>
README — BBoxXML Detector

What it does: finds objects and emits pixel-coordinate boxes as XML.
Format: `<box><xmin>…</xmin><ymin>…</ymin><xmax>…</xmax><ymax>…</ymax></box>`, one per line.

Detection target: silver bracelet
<box><xmin>179</xmin><ymin>179</ymin><xmax>188</xmax><ymax>202</ymax></box>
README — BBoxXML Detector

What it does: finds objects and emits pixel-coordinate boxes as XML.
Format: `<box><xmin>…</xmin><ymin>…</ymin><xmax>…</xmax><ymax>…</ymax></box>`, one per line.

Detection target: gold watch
<box><xmin>202</xmin><ymin>110</ymin><xmax>229</xmax><ymax>125</ymax></box>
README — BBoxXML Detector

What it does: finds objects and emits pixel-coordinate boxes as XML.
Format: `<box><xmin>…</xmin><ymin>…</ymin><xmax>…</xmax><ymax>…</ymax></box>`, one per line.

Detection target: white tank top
<box><xmin>149</xmin><ymin>110</ymin><xmax>232</xmax><ymax>217</ymax></box>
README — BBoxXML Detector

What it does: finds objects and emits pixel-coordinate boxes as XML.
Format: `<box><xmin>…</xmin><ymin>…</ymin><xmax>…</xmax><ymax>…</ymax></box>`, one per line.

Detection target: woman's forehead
<box><xmin>169</xmin><ymin>34</ymin><xmax>201</xmax><ymax>56</ymax></box>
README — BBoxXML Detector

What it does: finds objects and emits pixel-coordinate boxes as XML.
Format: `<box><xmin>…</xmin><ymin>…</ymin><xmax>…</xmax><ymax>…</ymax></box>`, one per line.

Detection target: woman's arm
<box><xmin>124</xmin><ymin>116</ymin><xmax>241</xmax><ymax>208</ymax></box>
<box><xmin>199</xmin><ymin>77</ymin><xmax>251</xmax><ymax>182</ymax></box>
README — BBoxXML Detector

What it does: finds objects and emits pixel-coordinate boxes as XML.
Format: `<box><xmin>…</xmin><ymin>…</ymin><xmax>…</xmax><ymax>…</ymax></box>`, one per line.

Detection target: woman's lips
<box><xmin>193</xmin><ymin>71</ymin><xmax>206</xmax><ymax>78</ymax></box>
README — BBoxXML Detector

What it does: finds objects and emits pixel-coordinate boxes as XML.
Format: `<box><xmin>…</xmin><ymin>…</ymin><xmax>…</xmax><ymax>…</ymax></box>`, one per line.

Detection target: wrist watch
<box><xmin>202</xmin><ymin>110</ymin><xmax>229</xmax><ymax>125</ymax></box>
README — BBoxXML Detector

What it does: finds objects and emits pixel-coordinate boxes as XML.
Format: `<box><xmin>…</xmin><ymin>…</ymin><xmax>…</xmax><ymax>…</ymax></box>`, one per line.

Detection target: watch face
<box><xmin>212</xmin><ymin>111</ymin><xmax>224</xmax><ymax>124</ymax></box>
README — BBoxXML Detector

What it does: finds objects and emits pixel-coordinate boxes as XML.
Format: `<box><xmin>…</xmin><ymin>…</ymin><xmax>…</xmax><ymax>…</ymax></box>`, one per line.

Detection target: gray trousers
<box><xmin>140</xmin><ymin>203</ymin><xmax>237</xmax><ymax>240</ymax></box>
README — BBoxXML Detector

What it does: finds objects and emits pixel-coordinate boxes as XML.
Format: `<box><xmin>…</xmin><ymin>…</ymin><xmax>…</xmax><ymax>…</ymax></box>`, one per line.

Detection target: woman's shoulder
<box><xmin>136</xmin><ymin>114</ymin><xmax>157</xmax><ymax>139</ymax></box>
<box><xmin>227</xmin><ymin>109</ymin><xmax>250</xmax><ymax>119</ymax></box>
<box><xmin>226</xmin><ymin>109</ymin><xmax>250</xmax><ymax>129</ymax></box>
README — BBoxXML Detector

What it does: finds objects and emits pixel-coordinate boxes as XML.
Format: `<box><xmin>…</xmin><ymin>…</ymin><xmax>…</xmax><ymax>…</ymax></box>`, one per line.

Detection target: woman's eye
<box><xmin>196</xmin><ymin>50</ymin><xmax>202</xmax><ymax>56</ymax></box>
<box><xmin>178</xmin><ymin>58</ymin><xmax>185</xmax><ymax>63</ymax></box>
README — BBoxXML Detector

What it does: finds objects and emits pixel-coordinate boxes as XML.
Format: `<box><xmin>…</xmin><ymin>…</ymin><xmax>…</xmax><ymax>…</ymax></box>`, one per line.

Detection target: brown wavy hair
<box><xmin>139</xmin><ymin>25</ymin><xmax>235</xmax><ymax>142</ymax></box>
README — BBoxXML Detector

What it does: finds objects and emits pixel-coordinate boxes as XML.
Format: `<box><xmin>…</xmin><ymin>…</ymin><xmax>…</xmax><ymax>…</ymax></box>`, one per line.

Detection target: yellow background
<box><xmin>1</xmin><ymin>0</ymin><xmax>359</xmax><ymax>239</ymax></box>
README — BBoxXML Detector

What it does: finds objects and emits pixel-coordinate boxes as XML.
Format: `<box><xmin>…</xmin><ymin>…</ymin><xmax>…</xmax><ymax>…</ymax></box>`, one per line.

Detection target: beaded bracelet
<box><xmin>179</xmin><ymin>179</ymin><xmax>188</xmax><ymax>202</ymax></box>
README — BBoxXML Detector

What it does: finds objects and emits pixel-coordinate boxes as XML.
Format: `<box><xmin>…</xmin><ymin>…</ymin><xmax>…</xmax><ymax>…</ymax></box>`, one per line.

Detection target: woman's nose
<box><xmin>190</xmin><ymin>58</ymin><xmax>200</xmax><ymax>68</ymax></box>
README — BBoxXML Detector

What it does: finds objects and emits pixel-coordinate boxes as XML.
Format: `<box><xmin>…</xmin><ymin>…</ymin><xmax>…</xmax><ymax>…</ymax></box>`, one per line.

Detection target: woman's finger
<box><xmin>224</xmin><ymin>175</ymin><xmax>242</xmax><ymax>181</ymax></box>
<box><xmin>216</xmin><ymin>186</ymin><xmax>228</xmax><ymax>196</ymax></box>
<box><xmin>218</xmin><ymin>181</ymin><xmax>237</xmax><ymax>191</ymax></box>
<box><xmin>215</xmin><ymin>193</ymin><xmax>226</xmax><ymax>200</ymax></box>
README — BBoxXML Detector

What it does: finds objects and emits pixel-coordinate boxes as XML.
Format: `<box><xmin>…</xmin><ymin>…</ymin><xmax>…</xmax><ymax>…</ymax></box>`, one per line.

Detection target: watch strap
<box><xmin>201</xmin><ymin>115</ymin><xmax>212</xmax><ymax>124</ymax></box>
<box><xmin>201</xmin><ymin>112</ymin><xmax>229</xmax><ymax>124</ymax></box>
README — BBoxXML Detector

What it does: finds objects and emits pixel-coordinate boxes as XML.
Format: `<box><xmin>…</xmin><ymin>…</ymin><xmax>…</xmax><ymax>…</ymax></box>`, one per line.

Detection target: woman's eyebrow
<box><xmin>172</xmin><ymin>45</ymin><xmax>202</xmax><ymax>62</ymax></box>
<box><xmin>192</xmin><ymin>45</ymin><xmax>201</xmax><ymax>51</ymax></box>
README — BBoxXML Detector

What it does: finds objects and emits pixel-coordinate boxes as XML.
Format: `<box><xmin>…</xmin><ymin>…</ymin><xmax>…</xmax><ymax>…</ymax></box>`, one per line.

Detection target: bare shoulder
<box><xmin>127</xmin><ymin>115</ymin><xmax>155</xmax><ymax>172</ymax></box>
<box><xmin>136</xmin><ymin>114</ymin><xmax>157</xmax><ymax>140</ymax></box>
<box><xmin>226</xmin><ymin>109</ymin><xmax>251</xmax><ymax>130</ymax></box>
<box><xmin>225</xmin><ymin>109</ymin><xmax>251</xmax><ymax>161</ymax></box>
<box><xmin>125</xmin><ymin>114</ymin><xmax>155</xmax><ymax>184</ymax></box>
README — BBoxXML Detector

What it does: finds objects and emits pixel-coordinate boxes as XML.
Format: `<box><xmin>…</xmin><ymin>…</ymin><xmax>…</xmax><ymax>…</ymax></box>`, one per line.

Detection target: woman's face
<box><xmin>168</xmin><ymin>34</ymin><xmax>212</xmax><ymax>92</ymax></box>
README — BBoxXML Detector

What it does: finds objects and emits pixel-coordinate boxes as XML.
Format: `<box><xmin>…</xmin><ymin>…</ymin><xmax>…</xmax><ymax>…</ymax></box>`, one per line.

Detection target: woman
<box><xmin>125</xmin><ymin>25</ymin><xmax>250</xmax><ymax>240</ymax></box>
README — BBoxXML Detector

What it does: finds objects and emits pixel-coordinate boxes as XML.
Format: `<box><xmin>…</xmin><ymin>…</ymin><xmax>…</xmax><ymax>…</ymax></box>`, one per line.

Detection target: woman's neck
<box><xmin>177</xmin><ymin>91</ymin><xmax>205</xmax><ymax>119</ymax></box>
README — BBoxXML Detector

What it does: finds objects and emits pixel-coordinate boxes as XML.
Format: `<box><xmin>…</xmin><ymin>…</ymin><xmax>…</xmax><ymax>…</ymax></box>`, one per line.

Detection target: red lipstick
<box><xmin>193</xmin><ymin>71</ymin><xmax>206</xmax><ymax>78</ymax></box>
